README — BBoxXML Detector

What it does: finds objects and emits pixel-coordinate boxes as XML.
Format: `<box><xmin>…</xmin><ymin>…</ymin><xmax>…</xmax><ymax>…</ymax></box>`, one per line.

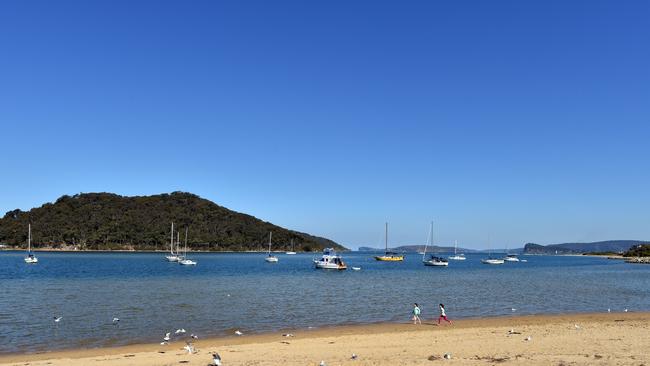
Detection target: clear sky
<box><xmin>1</xmin><ymin>0</ymin><xmax>648</xmax><ymax>250</ymax></box>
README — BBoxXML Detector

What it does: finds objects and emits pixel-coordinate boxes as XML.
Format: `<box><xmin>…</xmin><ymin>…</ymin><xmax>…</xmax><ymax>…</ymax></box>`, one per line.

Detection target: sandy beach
<box><xmin>1</xmin><ymin>312</ymin><xmax>647</xmax><ymax>365</ymax></box>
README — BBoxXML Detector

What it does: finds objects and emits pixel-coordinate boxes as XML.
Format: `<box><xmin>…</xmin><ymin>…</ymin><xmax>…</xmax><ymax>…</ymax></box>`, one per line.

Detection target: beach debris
<box><xmin>427</xmin><ymin>355</ymin><xmax>440</xmax><ymax>361</ymax></box>
<box><xmin>444</xmin><ymin>353</ymin><xmax>452</xmax><ymax>359</ymax></box>
<box><xmin>320</xmin><ymin>361</ymin><xmax>327</xmax><ymax>366</ymax></box>
<box><xmin>524</xmin><ymin>336</ymin><xmax>532</xmax><ymax>341</ymax></box>
<box><xmin>624</xmin><ymin>308</ymin><xmax>629</xmax><ymax>312</ymax></box>
<box><xmin>351</xmin><ymin>353</ymin><xmax>358</xmax><ymax>360</ymax></box>
<box><xmin>574</xmin><ymin>324</ymin><xmax>581</xmax><ymax>330</ymax></box>
<box><xmin>163</xmin><ymin>332</ymin><xmax>171</xmax><ymax>342</ymax></box>
<box><xmin>160</xmin><ymin>341</ymin><xmax>168</xmax><ymax>345</ymax></box>
<box><xmin>183</xmin><ymin>342</ymin><xmax>195</xmax><ymax>354</ymax></box>
<box><xmin>112</xmin><ymin>317</ymin><xmax>120</xmax><ymax>324</ymax></box>
<box><xmin>282</xmin><ymin>333</ymin><xmax>294</xmax><ymax>337</ymax></box>
<box><xmin>280</xmin><ymin>341</ymin><xmax>291</xmax><ymax>344</ymax></box>
<box><xmin>508</xmin><ymin>329</ymin><xmax>521</xmax><ymax>335</ymax></box>
<box><xmin>176</xmin><ymin>328</ymin><xmax>186</xmax><ymax>334</ymax></box>
<box><xmin>234</xmin><ymin>330</ymin><xmax>243</xmax><ymax>336</ymax></box>
<box><xmin>212</xmin><ymin>352</ymin><xmax>222</xmax><ymax>365</ymax></box>
<box><xmin>190</xmin><ymin>333</ymin><xmax>199</xmax><ymax>339</ymax></box>
<box><xmin>53</xmin><ymin>316</ymin><xmax>62</xmax><ymax>323</ymax></box>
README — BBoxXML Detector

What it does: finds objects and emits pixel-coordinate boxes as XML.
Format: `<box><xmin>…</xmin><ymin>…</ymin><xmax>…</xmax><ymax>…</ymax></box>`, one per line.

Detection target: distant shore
<box><xmin>1</xmin><ymin>312</ymin><xmax>648</xmax><ymax>366</ymax></box>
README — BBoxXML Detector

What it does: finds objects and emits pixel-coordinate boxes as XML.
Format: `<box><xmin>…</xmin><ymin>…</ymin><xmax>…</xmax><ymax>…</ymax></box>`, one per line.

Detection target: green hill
<box><xmin>0</xmin><ymin>192</ymin><xmax>345</xmax><ymax>252</ymax></box>
<box><xmin>523</xmin><ymin>240</ymin><xmax>646</xmax><ymax>255</ymax></box>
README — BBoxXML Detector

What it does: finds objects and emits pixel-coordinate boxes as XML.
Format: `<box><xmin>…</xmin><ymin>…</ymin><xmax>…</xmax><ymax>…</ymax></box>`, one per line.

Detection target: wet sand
<box><xmin>1</xmin><ymin>312</ymin><xmax>648</xmax><ymax>365</ymax></box>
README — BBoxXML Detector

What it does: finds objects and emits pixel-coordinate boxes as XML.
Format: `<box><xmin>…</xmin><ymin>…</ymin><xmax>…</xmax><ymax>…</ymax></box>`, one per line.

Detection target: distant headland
<box><xmin>0</xmin><ymin>192</ymin><xmax>346</xmax><ymax>252</ymax></box>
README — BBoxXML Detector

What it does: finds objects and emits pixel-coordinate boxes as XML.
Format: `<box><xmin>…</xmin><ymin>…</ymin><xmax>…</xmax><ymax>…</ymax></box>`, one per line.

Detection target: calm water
<box><xmin>1</xmin><ymin>251</ymin><xmax>649</xmax><ymax>354</ymax></box>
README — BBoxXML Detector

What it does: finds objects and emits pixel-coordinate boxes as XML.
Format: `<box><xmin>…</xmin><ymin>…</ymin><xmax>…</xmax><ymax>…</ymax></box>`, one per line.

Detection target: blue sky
<box><xmin>1</xmin><ymin>0</ymin><xmax>648</xmax><ymax>249</ymax></box>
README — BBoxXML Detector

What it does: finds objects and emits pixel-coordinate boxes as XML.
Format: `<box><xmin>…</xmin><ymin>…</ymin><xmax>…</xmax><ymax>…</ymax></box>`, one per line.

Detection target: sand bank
<box><xmin>1</xmin><ymin>312</ymin><xmax>648</xmax><ymax>365</ymax></box>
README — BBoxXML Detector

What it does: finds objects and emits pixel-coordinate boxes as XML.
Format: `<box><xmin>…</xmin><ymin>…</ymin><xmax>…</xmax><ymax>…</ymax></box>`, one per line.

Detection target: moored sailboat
<box><xmin>422</xmin><ymin>222</ymin><xmax>448</xmax><ymax>267</ymax></box>
<box><xmin>265</xmin><ymin>232</ymin><xmax>278</xmax><ymax>263</ymax></box>
<box><xmin>179</xmin><ymin>227</ymin><xmax>197</xmax><ymax>266</ymax></box>
<box><xmin>448</xmin><ymin>240</ymin><xmax>466</xmax><ymax>261</ymax></box>
<box><xmin>24</xmin><ymin>224</ymin><xmax>38</xmax><ymax>264</ymax></box>
<box><xmin>165</xmin><ymin>222</ymin><xmax>181</xmax><ymax>262</ymax></box>
<box><xmin>374</xmin><ymin>223</ymin><xmax>404</xmax><ymax>261</ymax></box>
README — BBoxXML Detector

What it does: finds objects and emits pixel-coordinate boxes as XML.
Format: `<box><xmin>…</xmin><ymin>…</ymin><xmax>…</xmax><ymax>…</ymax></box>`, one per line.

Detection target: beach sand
<box><xmin>1</xmin><ymin>312</ymin><xmax>647</xmax><ymax>365</ymax></box>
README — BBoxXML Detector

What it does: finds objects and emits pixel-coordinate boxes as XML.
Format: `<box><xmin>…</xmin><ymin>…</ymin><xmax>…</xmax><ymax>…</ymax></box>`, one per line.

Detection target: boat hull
<box><xmin>374</xmin><ymin>255</ymin><xmax>404</xmax><ymax>261</ymax></box>
<box><xmin>314</xmin><ymin>262</ymin><xmax>347</xmax><ymax>270</ymax></box>
<box><xmin>482</xmin><ymin>259</ymin><xmax>505</xmax><ymax>265</ymax></box>
<box><xmin>265</xmin><ymin>256</ymin><xmax>279</xmax><ymax>263</ymax></box>
<box><xmin>179</xmin><ymin>259</ymin><xmax>196</xmax><ymax>265</ymax></box>
<box><xmin>448</xmin><ymin>255</ymin><xmax>466</xmax><ymax>261</ymax></box>
<box><xmin>24</xmin><ymin>257</ymin><xmax>38</xmax><ymax>264</ymax></box>
<box><xmin>424</xmin><ymin>260</ymin><xmax>448</xmax><ymax>266</ymax></box>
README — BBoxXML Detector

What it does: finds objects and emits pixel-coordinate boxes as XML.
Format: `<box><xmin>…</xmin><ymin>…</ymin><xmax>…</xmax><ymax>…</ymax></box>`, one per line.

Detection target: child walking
<box><xmin>412</xmin><ymin>303</ymin><xmax>422</xmax><ymax>325</ymax></box>
<box><xmin>438</xmin><ymin>303</ymin><xmax>452</xmax><ymax>325</ymax></box>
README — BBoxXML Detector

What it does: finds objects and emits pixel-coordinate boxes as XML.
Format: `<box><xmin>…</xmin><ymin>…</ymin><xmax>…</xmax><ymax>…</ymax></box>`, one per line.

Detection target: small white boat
<box><xmin>314</xmin><ymin>248</ymin><xmax>347</xmax><ymax>270</ymax></box>
<box><xmin>448</xmin><ymin>240</ymin><xmax>466</xmax><ymax>260</ymax></box>
<box><xmin>424</xmin><ymin>256</ymin><xmax>449</xmax><ymax>266</ymax></box>
<box><xmin>482</xmin><ymin>258</ymin><xmax>505</xmax><ymax>265</ymax></box>
<box><xmin>285</xmin><ymin>239</ymin><xmax>297</xmax><ymax>255</ymax></box>
<box><xmin>165</xmin><ymin>222</ymin><xmax>181</xmax><ymax>262</ymax></box>
<box><xmin>503</xmin><ymin>254</ymin><xmax>520</xmax><ymax>262</ymax></box>
<box><xmin>265</xmin><ymin>232</ymin><xmax>279</xmax><ymax>263</ymax></box>
<box><xmin>178</xmin><ymin>227</ymin><xmax>197</xmax><ymax>266</ymax></box>
<box><xmin>422</xmin><ymin>222</ymin><xmax>448</xmax><ymax>267</ymax></box>
<box><xmin>24</xmin><ymin>224</ymin><xmax>38</xmax><ymax>264</ymax></box>
<box><xmin>351</xmin><ymin>266</ymin><xmax>361</xmax><ymax>271</ymax></box>
<box><xmin>520</xmin><ymin>259</ymin><xmax>528</xmax><ymax>263</ymax></box>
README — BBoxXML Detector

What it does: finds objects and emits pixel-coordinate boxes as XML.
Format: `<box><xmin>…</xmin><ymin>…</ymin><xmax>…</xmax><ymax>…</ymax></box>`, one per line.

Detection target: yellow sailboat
<box><xmin>374</xmin><ymin>222</ymin><xmax>404</xmax><ymax>261</ymax></box>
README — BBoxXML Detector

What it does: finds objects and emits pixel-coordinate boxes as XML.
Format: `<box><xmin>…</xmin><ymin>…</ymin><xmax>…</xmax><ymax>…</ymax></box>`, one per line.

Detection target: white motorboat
<box><xmin>314</xmin><ymin>248</ymin><xmax>347</xmax><ymax>270</ymax></box>
<box><xmin>285</xmin><ymin>239</ymin><xmax>297</xmax><ymax>255</ymax></box>
<box><xmin>424</xmin><ymin>255</ymin><xmax>449</xmax><ymax>266</ymax></box>
<box><xmin>422</xmin><ymin>222</ymin><xmax>448</xmax><ymax>267</ymax></box>
<box><xmin>448</xmin><ymin>240</ymin><xmax>466</xmax><ymax>261</ymax></box>
<box><xmin>179</xmin><ymin>227</ymin><xmax>197</xmax><ymax>266</ymax></box>
<box><xmin>24</xmin><ymin>224</ymin><xmax>38</xmax><ymax>264</ymax></box>
<box><xmin>482</xmin><ymin>258</ymin><xmax>505</xmax><ymax>265</ymax></box>
<box><xmin>165</xmin><ymin>222</ymin><xmax>181</xmax><ymax>262</ymax></box>
<box><xmin>265</xmin><ymin>232</ymin><xmax>279</xmax><ymax>263</ymax></box>
<box><xmin>503</xmin><ymin>254</ymin><xmax>520</xmax><ymax>262</ymax></box>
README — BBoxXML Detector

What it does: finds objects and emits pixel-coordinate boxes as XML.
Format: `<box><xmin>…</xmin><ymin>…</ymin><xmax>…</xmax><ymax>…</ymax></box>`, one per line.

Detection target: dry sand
<box><xmin>1</xmin><ymin>312</ymin><xmax>648</xmax><ymax>365</ymax></box>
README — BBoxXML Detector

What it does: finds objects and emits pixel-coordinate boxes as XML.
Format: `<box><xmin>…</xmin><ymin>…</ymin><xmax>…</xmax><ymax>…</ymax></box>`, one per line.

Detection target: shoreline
<box><xmin>1</xmin><ymin>312</ymin><xmax>648</xmax><ymax>365</ymax></box>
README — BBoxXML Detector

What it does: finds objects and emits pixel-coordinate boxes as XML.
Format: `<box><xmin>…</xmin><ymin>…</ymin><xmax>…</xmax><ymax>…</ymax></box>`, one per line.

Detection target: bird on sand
<box><xmin>183</xmin><ymin>342</ymin><xmax>195</xmax><ymax>354</ymax></box>
<box><xmin>163</xmin><ymin>332</ymin><xmax>171</xmax><ymax>342</ymax></box>
<box><xmin>212</xmin><ymin>353</ymin><xmax>222</xmax><ymax>366</ymax></box>
<box><xmin>112</xmin><ymin>317</ymin><xmax>120</xmax><ymax>324</ymax></box>
<box><xmin>190</xmin><ymin>333</ymin><xmax>199</xmax><ymax>339</ymax></box>
<box><xmin>53</xmin><ymin>317</ymin><xmax>62</xmax><ymax>322</ymax></box>
<box><xmin>175</xmin><ymin>328</ymin><xmax>186</xmax><ymax>334</ymax></box>
<box><xmin>235</xmin><ymin>330</ymin><xmax>243</xmax><ymax>336</ymax></box>
<box><xmin>525</xmin><ymin>336</ymin><xmax>532</xmax><ymax>341</ymax></box>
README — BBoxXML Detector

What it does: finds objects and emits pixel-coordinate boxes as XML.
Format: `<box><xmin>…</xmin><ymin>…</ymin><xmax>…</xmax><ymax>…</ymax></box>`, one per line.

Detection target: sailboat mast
<box><xmin>28</xmin><ymin>223</ymin><xmax>31</xmax><ymax>253</ymax></box>
<box><xmin>177</xmin><ymin>231</ymin><xmax>180</xmax><ymax>254</ymax></box>
<box><xmin>423</xmin><ymin>221</ymin><xmax>432</xmax><ymax>261</ymax></box>
<box><xmin>385</xmin><ymin>222</ymin><xmax>388</xmax><ymax>253</ymax></box>
<box><xmin>454</xmin><ymin>240</ymin><xmax>457</xmax><ymax>255</ymax></box>
<box><xmin>184</xmin><ymin>227</ymin><xmax>188</xmax><ymax>256</ymax></box>
<box><xmin>268</xmin><ymin>232</ymin><xmax>272</xmax><ymax>254</ymax></box>
<box><xmin>170</xmin><ymin>222</ymin><xmax>174</xmax><ymax>255</ymax></box>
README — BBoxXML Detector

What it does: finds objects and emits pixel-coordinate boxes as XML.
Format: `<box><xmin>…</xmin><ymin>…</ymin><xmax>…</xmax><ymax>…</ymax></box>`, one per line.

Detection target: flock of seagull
<box><xmin>47</xmin><ymin>306</ymin><xmax>632</xmax><ymax>365</ymax></box>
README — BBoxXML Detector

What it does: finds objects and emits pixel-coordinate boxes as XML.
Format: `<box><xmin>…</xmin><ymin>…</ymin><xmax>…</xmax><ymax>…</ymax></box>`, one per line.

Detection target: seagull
<box><xmin>624</xmin><ymin>308</ymin><xmax>629</xmax><ymax>312</ymax></box>
<box><xmin>112</xmin><ymin>317</ymin><xmax>120</xmax><ymax>324</ymax></box>
<box><xmin>282</xmin><ymin>333</ymin><xmax>294</xmax><ymax>337</ymax></box>
<box><xmin>608</xmin><ymin>308</ymin><xmax>611</xmax><ymax>313</ymax></box>
<box><xmin>508</xmin><ymin>329</ymin><xmax>521</xmax><ymax>335</ymax></box>
<box><xmin>511</xmin><ymin>308</ymin><xmax>517</xmax><ymax>312</ymax></box>
<box><xmin>175</xmin><ymin>328</ymin><xmax>186</xmax><ymax>334</ymax></box>
<box><xmin>320</xmin><ymin>361</ymin><xmax>327</xmax><ymax>366</ymax></box>
<box><xmin>163</xmin><ymin>332</ymin><xmax>171</xmax><ymax>342</ymax></box>
<box><xmin>525</xmin><ymin>336</ymin><xmax>532</xmax><ymax>341</ymax></box>
<box><xmin>183</xmin><ymin>342</ymin><xmax>195</xmax><ymax>354</ymax></box>
<box><xmin>53</xmin><ymin>317</ymin><xmax>62</xmax><ymax>323</ymax></box>
<box><xmin>574</xmin><ymin>324</ymin><xmax>581</xmax><ymax>330</ymax></box>
<box><xmin>190</xmin><ymin>333</ymin><xmax>199</xmax><ymax>339</ymax></box>
<box><xmin>227</xmin><ymin>294</ymin><xmax>231</xmax><ymax>297</ymax></box>
<box><xmin>351</xmin><ymin>353</ymin><xmax>358</xmax><ymax>360</ymax></box>
<box><xmin>443</xmin><ymin>353</ymin><xmax>452</xmax><ymax>359</ymax></box>
<box><xmin>235</xmin><ymin>330</ymin><xmax>243</xmax><ymax>336</ymax></box>
<box><xmin>212</xmin><ymin>353</ymin><xmax>222</xmax><ymax>366</ymax></box>
<box><xmin>160</xmin><ymin>341</ymin><xmax>168</xmax><ymax>345</ymax></box>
